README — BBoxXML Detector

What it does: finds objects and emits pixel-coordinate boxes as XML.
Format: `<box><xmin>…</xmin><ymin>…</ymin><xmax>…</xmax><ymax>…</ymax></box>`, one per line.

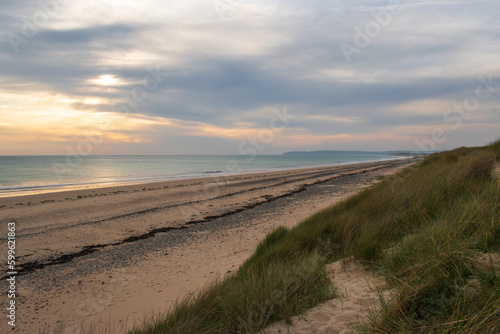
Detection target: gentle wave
<box><xmin>0</xmin><ymin>155</ymin><xmax>411</xmax><ymax>197</ymax></box>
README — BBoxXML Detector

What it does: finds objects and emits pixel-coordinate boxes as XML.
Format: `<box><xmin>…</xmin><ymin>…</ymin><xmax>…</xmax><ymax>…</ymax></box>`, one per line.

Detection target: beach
<box><xmin>0</xmin><ymin>158</ymin><xmax>418</xmax><ymax>333</ymax></box>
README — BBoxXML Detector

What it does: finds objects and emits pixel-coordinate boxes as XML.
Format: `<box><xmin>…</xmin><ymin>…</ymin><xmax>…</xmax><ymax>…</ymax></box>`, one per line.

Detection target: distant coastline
<box><xmin>282</xmin><ymin>150</ymin><xmax>435</xmax><ymax>156</ymax></box>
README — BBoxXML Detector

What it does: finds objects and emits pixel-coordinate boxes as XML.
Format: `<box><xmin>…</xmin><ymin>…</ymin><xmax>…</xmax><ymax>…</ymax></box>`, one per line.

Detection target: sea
<box><xmin>0</xmin><ymin>153</ymin><xmax>408</xmax><ymax>197</ymax></box>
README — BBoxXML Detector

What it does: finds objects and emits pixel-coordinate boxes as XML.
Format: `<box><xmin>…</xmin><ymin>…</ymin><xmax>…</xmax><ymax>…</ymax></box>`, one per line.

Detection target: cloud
<box><xmin>0</xmin><ymin>0</ymin><xmax>499</xmax><ymax>154</ymax></box>
<box><xmin>36</xmin><ymin>24</ymin><xmax>140</xmax><ymax>44</ymax></box>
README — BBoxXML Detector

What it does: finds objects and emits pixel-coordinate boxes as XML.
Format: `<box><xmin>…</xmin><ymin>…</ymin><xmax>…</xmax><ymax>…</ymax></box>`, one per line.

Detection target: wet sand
<box><xmin>0</xmin><ymin>158</ymin><xmax>419</xmax><ymax>333</ymax></box>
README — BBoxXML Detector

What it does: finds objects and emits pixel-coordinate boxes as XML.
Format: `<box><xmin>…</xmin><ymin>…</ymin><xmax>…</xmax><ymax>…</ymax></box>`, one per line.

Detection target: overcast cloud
<box><xmin>0</xmin><ymin>0</ymin><xmax>499</xmax><ymax>154</ymax></box>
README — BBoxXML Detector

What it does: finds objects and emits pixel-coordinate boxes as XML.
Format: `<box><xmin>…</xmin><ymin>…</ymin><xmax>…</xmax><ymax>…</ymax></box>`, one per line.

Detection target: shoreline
<box><xmin>0</xmin><ymin>156</ymin><xmax>412</xmax><ymax>198</ymax></box>
<box><xmin>0</xmin><ymin>158</ymin><xmax>420</xmax><ymax>333</ymax></box>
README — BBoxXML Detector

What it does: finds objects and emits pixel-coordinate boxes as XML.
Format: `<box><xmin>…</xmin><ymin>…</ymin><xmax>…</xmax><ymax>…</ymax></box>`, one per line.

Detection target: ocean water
<box><xmin>0</xmin><ymin>153</ymin><xmax>405</xmax><ymax>197</ymax></box>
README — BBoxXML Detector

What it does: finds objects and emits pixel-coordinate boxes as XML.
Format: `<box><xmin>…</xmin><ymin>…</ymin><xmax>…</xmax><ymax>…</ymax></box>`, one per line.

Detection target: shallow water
<box><xmin>0</xmin><ymin>153</ymin><xmax>405</xmax><ymax>196</ymax></box>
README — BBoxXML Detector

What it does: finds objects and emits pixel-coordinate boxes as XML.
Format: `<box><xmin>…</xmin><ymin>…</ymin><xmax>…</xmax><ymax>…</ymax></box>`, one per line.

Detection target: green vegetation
<box><xmin>133</xmin><ymin>140</ymin><xmax>500</xmax><ymax>334</ymax></box>
<box><xmin>133</xmin><ymin>254</ymin><xmax>333</xmax><ymax>334</ymax></box>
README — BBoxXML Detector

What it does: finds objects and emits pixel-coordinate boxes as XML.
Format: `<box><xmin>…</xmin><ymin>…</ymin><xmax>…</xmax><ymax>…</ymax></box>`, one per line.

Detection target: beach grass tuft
<box><xmin>133</xmin><ymin>254</ymin><xmax>333</xmax><ymax>334</ymax></box>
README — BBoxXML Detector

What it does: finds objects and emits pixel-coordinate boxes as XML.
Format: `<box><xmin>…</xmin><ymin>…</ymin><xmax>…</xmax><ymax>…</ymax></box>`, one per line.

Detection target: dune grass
<box><xmin>133</xmin><ymin>140</ymin><xmax>500</xmax><ymax>334</ymax></box>
<box><xmin>133</xmin><ymin>254</ymin><xmax>334</xmax><ymax>334</ymax></box>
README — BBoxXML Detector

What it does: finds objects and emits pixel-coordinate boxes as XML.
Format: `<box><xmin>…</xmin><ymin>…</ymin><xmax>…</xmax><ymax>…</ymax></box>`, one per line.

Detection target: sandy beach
<box><xmin>0</xmin><ymin>158</ymin><xmax>418</xmax><ymax>333</ymax></box>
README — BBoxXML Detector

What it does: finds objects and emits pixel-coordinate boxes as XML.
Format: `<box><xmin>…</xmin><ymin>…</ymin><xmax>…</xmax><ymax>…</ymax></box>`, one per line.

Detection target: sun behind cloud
<box><xmin>92</xmin><ymin>75</ymin><xmax>119</xmax><ymax>86</ymax></box>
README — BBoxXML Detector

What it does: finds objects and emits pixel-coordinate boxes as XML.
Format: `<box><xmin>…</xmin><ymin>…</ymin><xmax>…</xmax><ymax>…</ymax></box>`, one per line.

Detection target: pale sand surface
<box><xmin>264</xmin><ymin>258</ymin><xmax>394</xmax><ymax>334</ymax></box>
<box><xmin>265</xmin><ymin>254</ymin><xmax>500</xmax><ymax>334</ymax></box>
<box><xmin>0</xmin><ymin>158</ymin><xmax>418</xmax><ymax>333</ymax></box>
<box><xmin>493</xmin><ymin>162</ymin><xmax>500</xmax><ymax>179</ymax></box>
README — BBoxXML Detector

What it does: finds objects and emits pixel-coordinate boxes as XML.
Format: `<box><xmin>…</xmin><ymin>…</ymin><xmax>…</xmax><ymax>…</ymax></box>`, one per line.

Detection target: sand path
<box><xmin>264</xmin><ymin>259</ymin><xmax>394</xmax><ymax>334</ymax></box>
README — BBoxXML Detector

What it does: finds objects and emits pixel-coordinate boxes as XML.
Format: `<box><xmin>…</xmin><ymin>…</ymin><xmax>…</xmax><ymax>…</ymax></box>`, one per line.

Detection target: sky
<box><xmin>0</xmin><ymin>0</ymin><xmax>499</xmax><ymax>155</ymax></box>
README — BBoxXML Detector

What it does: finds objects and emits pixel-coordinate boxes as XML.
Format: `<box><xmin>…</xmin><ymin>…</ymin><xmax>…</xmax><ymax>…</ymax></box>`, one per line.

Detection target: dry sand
<box><xmin>0</xmin><ymin>158</ymin><xmax>418</xmax><ymax>333</ymax></box>
<box><xmin>264</xmin><ymin>258</ymin><xmax>394</xmax><ymax>334</ymax></box>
